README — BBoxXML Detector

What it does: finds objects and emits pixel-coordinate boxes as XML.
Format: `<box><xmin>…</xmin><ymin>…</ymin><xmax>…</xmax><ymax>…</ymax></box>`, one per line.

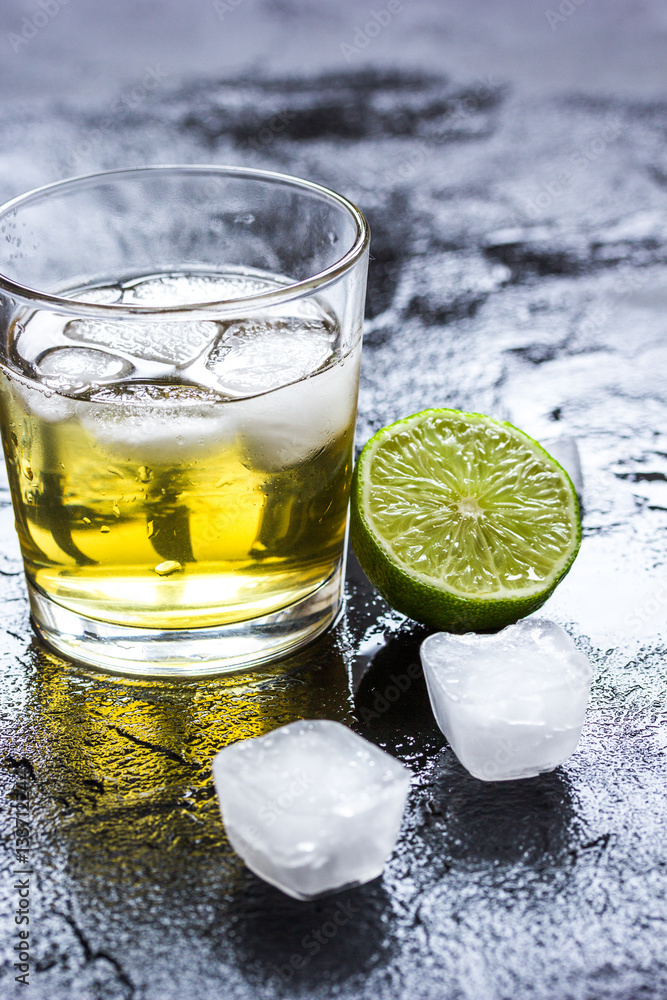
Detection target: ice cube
<box><xmin>212</xmin><ymin>719</ymin><xmax>412</xmax><ymax>900</ymax></box>
<box><xmin>64</xmin><ymin>319</ymin><xmax>218</xmax><ymax>366</ymax></box>
<box><xmin>206</xmin><ymin>316</ymin><xmax>335</xmax><ymax>396</ymax></box>
<box><xmin>420</xmin><ymin>619</ymin><xmax>593</xmax><ymax>782</ymax></box>
<box><xmin>34</xmin><ymin>347</ymin><xmax>133</xmax><ymax>392</ymax></box>
<box><xmin>65</xmin><ymin>283</ymin><xmax>123</xmax><ymax>304</ymax></box>
<box><xmin>79</xmin><ymin>383</ymin><xmax>236</xmax><ymax>460</ymax></box>
<box><xmin>121</xmin><ymin>272</ymin><xmax>276</xmax><ymax>305</ymax></box>
<box><xmin>541</xmin><ymin>436</ymin><xmax>583</xmax><ymax>498</ymax></box>
<box><xmin>235</xmin><ymin>342</ymin><xmax>361</xmax><ymax>470</ymax></box>
<box><xmin>14</xmin><ymin>383</ymin><xmax>76</xmax><ymax>423</ymax></box>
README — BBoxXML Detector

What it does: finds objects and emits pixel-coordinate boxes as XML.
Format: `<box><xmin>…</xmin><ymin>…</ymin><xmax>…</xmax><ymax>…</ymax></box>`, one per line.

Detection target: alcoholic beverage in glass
<box><xmin>0</xmin><ymin>168</ymin><xmax>369</xmax><ymax>675</ymax></box>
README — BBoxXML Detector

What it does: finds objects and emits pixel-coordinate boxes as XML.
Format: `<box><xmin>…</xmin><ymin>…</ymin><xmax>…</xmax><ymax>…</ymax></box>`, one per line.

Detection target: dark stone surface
<box><xmin>1</xmin><ymin>2</ymin><xmax>667</xmax><ymax>998</ymax></box>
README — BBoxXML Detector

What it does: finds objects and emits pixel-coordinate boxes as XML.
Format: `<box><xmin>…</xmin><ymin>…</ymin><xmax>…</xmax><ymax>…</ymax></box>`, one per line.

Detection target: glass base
<box><xmin>27</xmin><ymin>565</ymin><xmax>345</xmax><ymax>678</ymax></box>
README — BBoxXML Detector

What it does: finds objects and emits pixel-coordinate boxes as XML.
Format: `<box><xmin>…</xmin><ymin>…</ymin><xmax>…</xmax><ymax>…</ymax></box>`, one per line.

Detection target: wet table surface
<box><xmin>0</xmin><ymin>2</ymin><xmax>666</xmax><ymax>998</ymax></box>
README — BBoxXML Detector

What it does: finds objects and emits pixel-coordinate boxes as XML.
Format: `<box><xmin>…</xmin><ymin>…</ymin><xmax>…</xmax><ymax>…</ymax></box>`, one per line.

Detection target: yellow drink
<box><xmin>0</xmin><ymin>272</ymin><xmax>360</xmax><ymax>636</ymax></box>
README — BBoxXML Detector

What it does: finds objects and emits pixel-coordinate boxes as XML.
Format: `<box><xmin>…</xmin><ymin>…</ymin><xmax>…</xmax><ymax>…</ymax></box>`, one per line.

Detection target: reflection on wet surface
<box><xmin>27</xmin><ymin>631</ymin><xmax>353</xmax><ymax>847</ymax></box>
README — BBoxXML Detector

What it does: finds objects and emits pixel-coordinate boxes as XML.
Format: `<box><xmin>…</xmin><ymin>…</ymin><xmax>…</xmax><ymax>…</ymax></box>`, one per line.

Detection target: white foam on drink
<box><xmin>420</xmin><ymin>619</ymin><xmax>593</xmax><ymax>782</ymax></box>
<box><xmin>212</xmin><ymin>720</ymin><xmax>412</xmax><ymax>900</ymax></box>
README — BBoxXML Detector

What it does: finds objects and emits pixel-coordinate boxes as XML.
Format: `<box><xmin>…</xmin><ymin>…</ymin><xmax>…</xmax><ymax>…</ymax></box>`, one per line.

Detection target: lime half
<box><xmin>350</xmin><ymin>408</ymin><xmax>581</xmax><ymax>632</ymax></box>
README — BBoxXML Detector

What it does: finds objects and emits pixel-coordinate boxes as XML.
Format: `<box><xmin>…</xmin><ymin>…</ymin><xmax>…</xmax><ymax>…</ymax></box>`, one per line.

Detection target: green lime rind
<box><xmin>350</xmin><ymin>408</ymin><xmax>581</xmax><ymax>633</ymax></box>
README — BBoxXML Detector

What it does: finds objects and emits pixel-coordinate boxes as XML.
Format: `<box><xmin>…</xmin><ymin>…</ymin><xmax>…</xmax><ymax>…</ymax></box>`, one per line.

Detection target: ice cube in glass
<box><xmin>420</xmin><ymin>619</ymin><xmax>593</xmax><ymax>781</ymax></box>
<box><xmin>212</xmin><ymin>719</ymin><xmax>412</xmax><ymax>900</ymax></box>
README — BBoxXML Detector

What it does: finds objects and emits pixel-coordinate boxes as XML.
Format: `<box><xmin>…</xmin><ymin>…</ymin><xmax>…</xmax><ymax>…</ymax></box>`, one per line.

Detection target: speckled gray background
<box><xmin>0</xmin><ymin>2</ymin><xmax>666</xmax><ymax>998</ymax></box>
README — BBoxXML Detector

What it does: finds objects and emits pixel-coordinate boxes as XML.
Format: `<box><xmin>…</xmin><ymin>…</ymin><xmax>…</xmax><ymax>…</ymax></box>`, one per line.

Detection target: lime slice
<box><xmin>350</xmin><ymin>408</ymin><xmax>581</xmax><ymax>632</ymax></box>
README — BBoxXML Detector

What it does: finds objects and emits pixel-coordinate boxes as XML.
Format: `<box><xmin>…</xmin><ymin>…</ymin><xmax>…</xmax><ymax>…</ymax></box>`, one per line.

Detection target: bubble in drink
<box><xmin>0</xmin><ymin>271</ymin><xmax>359</xmax><ymax>631</ymax></box>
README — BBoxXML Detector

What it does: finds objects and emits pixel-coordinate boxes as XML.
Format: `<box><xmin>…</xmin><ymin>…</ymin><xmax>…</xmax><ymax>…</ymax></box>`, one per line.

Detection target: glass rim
<box><xmin>0</xmin><ymin>164</ymin><xmax>370</xmax><ymax>319</ymax></box>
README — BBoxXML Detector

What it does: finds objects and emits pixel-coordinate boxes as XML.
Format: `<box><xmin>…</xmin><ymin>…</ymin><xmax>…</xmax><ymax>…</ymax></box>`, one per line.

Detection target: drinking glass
<box><xmin>0</xmin><ymin>165</ymin><xmax>369</xmax><ymax>676</ymax></box>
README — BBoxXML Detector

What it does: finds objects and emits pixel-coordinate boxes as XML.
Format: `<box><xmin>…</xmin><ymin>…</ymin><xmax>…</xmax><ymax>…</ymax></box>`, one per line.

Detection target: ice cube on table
<box><xmin>541</xmin><ymin>435</ymin><xmax>583</xmax><ymax>499</ymax></box>
<box><xmin>212</xmin><ymin>719</ymin><xmax>412</xmax><ymax>900</ymax></box>
<box><xmin>64</xmin><ymin>318</ymin><xmax>218</xmax><ymax>366</ymax></box>
<box><xmin>420</xmin><ymin>619</ymin><xmax>593</xmax><ymax>782</ymax></box>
